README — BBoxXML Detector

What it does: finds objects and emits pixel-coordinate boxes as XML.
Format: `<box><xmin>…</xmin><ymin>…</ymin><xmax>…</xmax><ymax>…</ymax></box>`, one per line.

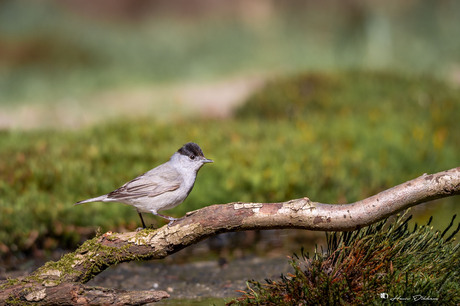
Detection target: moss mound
<box><xmin>230</xmin><ymin>213</ymin><xmax>460</xmax><ymax>305</ymax></box>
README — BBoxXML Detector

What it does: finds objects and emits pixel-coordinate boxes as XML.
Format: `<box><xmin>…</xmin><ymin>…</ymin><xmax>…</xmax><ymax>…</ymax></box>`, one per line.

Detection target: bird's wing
<box><xmin>107</xmin><ymin>164</ymin><xmax>181</xmax><ymax>200</ymax></box>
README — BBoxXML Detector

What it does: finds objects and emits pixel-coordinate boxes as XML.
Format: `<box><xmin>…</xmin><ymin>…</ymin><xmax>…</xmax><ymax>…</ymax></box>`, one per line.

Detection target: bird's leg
<box><xmin>151</xmin><ymin>211</ymin><xmax>178</xmax><ymax>225</ymax></box>
<box><xmin>138</xmin><ymin>211</ymin><xmax>147</xmax><ymax>229</ymax></box>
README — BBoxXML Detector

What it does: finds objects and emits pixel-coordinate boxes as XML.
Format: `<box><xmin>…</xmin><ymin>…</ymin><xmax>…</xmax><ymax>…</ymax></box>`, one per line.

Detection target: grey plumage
<box><xmin>75</xmin><ymin>142</ymin><xmax>213</xmax><ymax>227</ymax></box>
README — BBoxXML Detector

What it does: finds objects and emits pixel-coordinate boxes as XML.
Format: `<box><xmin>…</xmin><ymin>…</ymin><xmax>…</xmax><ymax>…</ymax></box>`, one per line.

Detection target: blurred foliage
<box><xmin>236</xmin><ymin>71</ymin><xmax>459</xmax><ymax>199</ymax></box>
<box><xmin>0</xmin><ymin>71</ymin><xmax>459</xmax><ymax>260</ymax></box>
<box><xmin>229</xmin><ymin>213</ymin><xmax>460</xmax><ymax>305</ymax></box>
<box><xmin>1</xmin><ymin>0</ymin><xmax>460</xmax><ymax>105</ymax></box>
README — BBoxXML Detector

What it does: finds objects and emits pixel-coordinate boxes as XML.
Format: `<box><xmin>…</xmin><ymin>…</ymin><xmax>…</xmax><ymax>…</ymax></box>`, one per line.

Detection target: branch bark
<box><xmin>0</xmin><ymin>282</ymin><xmax>169</xmax><ymax>305</ymax></box>
<box><xmin>1</xmin><ymin>167</ymin><xmax>459</xmax><ymax>304</ymax></box>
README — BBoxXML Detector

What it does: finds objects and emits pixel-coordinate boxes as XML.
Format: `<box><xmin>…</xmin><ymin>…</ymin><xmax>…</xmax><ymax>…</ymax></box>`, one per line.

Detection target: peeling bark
<box><xmin>1</xmin><ymin>167</ymin><xmax>459</xmax><ymax>305</ymax></box>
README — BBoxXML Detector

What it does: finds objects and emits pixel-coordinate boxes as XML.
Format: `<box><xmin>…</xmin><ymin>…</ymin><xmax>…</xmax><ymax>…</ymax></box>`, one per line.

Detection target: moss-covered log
<box><xmin>1</xmin><ymin>167</ymin><xmax>459</xmax><ymax>304</ymax></box>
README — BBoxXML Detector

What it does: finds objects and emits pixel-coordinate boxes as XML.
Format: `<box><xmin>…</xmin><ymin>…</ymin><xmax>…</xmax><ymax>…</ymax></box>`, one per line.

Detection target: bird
<box><xmin>75</xmin><ymin>142</ymin><xmax>213</xmax><ymax>228</ymax></box>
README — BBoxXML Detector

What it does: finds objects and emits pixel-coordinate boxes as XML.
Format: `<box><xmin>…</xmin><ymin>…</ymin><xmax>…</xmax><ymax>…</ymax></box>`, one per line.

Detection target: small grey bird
<box><xmin>75</xmin><ymin>142</ymin><xmax>213</xmax><ymax>227</ymax></box>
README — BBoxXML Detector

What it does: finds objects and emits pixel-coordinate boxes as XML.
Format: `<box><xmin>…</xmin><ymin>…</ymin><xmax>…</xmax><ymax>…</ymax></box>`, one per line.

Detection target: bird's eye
<box><xmin>190</xmin><ymin>155</ymin><xmax>195</xmax><ymax>160</ymax></box>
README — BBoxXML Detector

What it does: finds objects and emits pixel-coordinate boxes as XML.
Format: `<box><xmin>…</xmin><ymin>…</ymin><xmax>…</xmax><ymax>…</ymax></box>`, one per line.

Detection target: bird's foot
<box><xmin>167</xmin><ymin>217</ymin><xmax>179</xmax><ymax>227</ymax></box>
<box><xmin>151</xmin><ymin>211</ymin><xmax>178</xmax><ymax>227</ymax></box>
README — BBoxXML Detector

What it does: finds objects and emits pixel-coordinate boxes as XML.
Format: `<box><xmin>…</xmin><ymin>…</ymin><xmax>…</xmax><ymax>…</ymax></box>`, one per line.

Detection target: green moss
<box><xmin>23</xmin><ymin>234</ymin><xmax>140</xmax><ymax>284</ymax></box>
<box><xmin>236</xmin><ymin>71</ymin><xmax>460</xmax><ymax>124</ymax></box>
<box><xmin>0</xmin><ymin>278</ymin><xmax>24</xmax><ymax>290</ymax></box>
<box><xmin>4</xmin><ymin>295</ymin><xmax>24</xmax><ymax>305</ymax></box>
<box><xmin>1</xmin><ymin>71</ymin><xmax>459</xmax><ymax>259</ymax></box>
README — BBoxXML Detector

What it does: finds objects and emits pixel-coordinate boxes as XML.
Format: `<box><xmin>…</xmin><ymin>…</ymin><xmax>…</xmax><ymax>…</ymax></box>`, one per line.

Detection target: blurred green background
<box><xmin>0</xmin><ymin>0</ymin><xmax>459</xmax><ymax>263</ymax></box>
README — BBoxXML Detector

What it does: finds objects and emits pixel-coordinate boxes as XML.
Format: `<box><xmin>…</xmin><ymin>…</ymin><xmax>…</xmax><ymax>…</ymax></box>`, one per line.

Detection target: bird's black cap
<box><xmin>178</xmin><ymin>142</ymin><xmax>205</xmax><ymax>158</ymax></box>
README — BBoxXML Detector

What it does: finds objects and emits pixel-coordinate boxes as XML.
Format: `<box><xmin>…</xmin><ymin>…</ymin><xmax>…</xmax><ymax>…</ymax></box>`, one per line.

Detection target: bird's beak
<box><xmin>203</xmin><ymin>158</ymin><xmax>213</xmax><ymax>163</ymax></box>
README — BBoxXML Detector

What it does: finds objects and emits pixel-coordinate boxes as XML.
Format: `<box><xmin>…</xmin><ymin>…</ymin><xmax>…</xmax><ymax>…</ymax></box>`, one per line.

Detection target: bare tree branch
<box><xmin>1</xmin><ymin>167</ymin><xmax>459</xmax><ymax>304</ymax></box>
<box><xmin>0</xmin><ymin>282</ymin><xmax>169</xmax><ymax>305</ymax></box>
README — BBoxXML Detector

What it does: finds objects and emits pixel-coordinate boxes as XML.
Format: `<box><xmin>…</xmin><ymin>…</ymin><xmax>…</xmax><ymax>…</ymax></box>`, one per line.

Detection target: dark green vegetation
<box><xmin>230</xmin><ymin>213</ymin><xmax>460</xmax><ymax>305</ymax></box>
<box><xmin>1</xmin><ymin>71</ymin><xmax>459</xmax><ymax>260</ymax></box>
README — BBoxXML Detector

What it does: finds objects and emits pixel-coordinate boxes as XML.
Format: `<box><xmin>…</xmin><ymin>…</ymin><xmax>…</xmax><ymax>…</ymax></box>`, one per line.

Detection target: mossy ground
<box><xmin>1</xmin><ymin>71</ymin><xmax>459</xmax><ymax>261</ymax></box>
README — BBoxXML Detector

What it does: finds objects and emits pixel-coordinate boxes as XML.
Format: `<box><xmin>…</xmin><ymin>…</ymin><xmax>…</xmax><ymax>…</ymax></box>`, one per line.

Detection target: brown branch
<box><xmin>0</xmin><ymin>282</ymin><xmax>169</xmax><ymax>305</ymax></box>
<box><xmin>1</xmin><ymin>167</ymin><xmax>459</xmax><ymax>304</ymax></box>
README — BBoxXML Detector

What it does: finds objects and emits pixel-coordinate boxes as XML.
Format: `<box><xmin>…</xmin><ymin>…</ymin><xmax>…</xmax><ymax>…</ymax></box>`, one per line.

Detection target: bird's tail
<box><xmin>75</xmin><ymin>195</ymin><xmax>108</xmax><ymax>205</ymax></box>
